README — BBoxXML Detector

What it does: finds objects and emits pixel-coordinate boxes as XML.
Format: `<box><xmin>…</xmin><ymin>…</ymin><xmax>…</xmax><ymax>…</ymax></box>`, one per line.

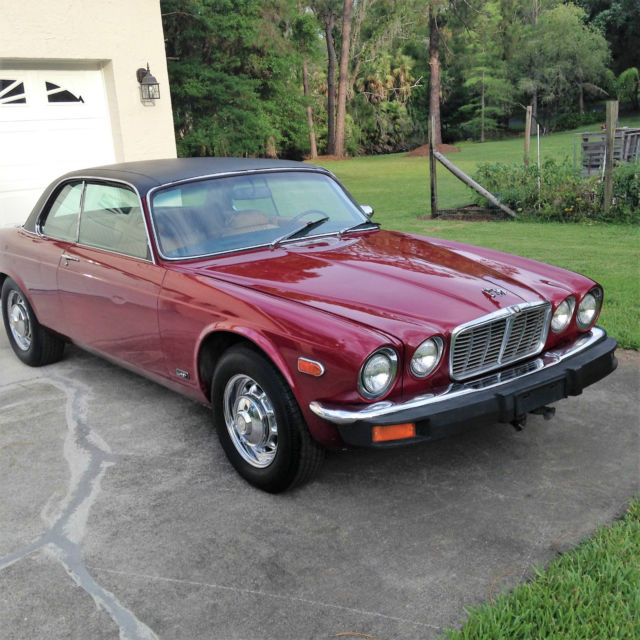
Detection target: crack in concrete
<box><xmin>0</xmin><ymin>374</ymin><xmax>158</xmax><ymax>640</ymax></box>
<box><xmin>86</xmin><ymin>566</ymin><xmax>443</xmax><ymax>632</ymax></box>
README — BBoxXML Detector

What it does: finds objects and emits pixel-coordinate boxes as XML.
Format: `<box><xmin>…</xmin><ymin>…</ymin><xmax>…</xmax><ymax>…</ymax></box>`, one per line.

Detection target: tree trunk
<box><xmin>578</xmin><ymin>84</ymin><xmax>584</xmax><ymax>115</ymax></box>
<box><xmin>325</xmin><ymin>10</ymin><xmax>337</xmax><ymax>155</ymax></box>
<box><xmin>530</xmin><ymin>89</ymin><xmax>537</xmax><ymax>122</ymax></box>
<box><xmin>480</xmin><ymin>69</ymin><xmax>485</xmax><ymax>143</ymax></box>
<box><xmin>428</xmin><ymin>6</ymin><xmax>442</xmax><ymax>148</ymax></box>
<box><xmin>334</xmin><ymin>0</ymin><xmax>354</xmax><ymax>158</ymax></box>
<box><xmin>302</xmin><ymin>58</ymin><xmax>318</xmax><ymax>159</ymax></box>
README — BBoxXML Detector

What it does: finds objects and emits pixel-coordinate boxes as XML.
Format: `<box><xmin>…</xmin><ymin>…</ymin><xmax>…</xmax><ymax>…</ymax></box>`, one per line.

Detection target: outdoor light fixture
<box><xmin>136</xmin><ymin>64</ymin><xmax>160</xmax><ymax>101</ymax></box>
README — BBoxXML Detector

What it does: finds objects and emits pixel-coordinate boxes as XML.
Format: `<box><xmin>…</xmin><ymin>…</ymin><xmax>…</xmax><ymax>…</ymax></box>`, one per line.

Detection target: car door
<box><xmin>56</xmin><ymin>181</ymin><xmax>166</xmax><ymax>375</ymax></box>
<box><xmin>18</xmin><ymin>180</ymin><xmax>83</xmax><ymax>332</ymax></box>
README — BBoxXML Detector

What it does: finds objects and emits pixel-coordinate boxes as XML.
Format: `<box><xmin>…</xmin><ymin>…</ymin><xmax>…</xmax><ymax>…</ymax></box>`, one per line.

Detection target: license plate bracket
<box><xmin>513</xmin><ymin>378</ymin><xmax>566</xmax><ymax>415</ymax></box>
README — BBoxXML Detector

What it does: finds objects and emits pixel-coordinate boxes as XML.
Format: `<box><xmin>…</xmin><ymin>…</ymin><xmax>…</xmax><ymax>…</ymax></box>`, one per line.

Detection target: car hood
<box><xmin>187</xmin><ymin>230</ymin><xmax>575</xmax><ymax>339</ymax></box>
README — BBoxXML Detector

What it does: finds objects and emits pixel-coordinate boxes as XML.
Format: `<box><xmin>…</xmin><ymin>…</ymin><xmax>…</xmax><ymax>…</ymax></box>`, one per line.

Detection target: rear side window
<box><xmin>78</xmin><ymin>183</ymin><xmax>149</xmax><ymax>259</ymax></box>
<box><xmin>41</xmin><ymin>182</ymin><xmax>83</xmax><ymax>241</ymax></box>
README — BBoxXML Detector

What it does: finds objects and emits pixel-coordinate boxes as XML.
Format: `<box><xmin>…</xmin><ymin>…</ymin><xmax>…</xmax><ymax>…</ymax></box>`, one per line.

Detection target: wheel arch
<box><xmin>0</xmin><ymin>272</ymin><xmax>36</xmax><ymax>312</ymax></box>
<box><xmin>197</xmin><ymin>328</ymin><xmax>296</xmax><ymax>403</ymax></box>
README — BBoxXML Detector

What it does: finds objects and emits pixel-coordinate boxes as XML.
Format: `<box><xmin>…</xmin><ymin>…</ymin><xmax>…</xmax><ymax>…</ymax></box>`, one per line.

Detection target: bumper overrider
<box><xmin>309</xmin><ymin>327</ymin><xmax>617</xmax><ymax>447</ymax></box>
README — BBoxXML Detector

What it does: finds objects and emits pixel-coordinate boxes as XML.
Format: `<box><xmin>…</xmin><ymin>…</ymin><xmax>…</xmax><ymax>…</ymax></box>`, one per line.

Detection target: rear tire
<box><xmin>1</xmin><ymin>278</ymin><xmax>65</xmax><ymax>366</ymax></box>
<box><xmin>211</xmin><ymin>344</ymin><xmax>324</xmax><ymax>492</ymax></box>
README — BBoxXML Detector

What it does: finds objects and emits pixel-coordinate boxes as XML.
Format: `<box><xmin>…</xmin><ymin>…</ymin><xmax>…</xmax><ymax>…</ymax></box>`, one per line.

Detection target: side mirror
<box><xmin>361</xmin><ymin>204</ymin><xmax>374</xmax><ymax>218</ymax></box>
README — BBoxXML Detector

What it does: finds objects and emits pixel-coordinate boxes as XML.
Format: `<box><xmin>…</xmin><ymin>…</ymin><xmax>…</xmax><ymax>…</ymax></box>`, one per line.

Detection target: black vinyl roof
<box><xmin>64</xmin><ymin>157</ymin><xmax>327</xmax><ymax>192</ymax></box>
<box><xmin>24</xmin><ymin>157</ymin><xmax>331</xmax><ymax>231</ymax></box>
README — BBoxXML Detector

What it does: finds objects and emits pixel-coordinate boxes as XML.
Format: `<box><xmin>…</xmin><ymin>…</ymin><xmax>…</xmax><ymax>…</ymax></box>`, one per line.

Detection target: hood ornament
<box><xmin>482</xmin><ymin>287</ymin><xmax>507</xmax><ymax>299</ymax></box>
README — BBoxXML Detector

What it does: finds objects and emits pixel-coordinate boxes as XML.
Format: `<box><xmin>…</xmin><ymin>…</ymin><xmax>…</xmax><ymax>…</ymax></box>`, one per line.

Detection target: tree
<box><xmin>422</xmin><ymin>0</ymin><xmax>485</xmax><ymax>146</ymax></box>
<box><xmin>513</xmin><ymin>3</ymin><xmax>610</xmax><ymax>126</ymax></box>
<box><xmin>615</xmin><ymin>67</ymin><xmax>639</xmax><ymax>110</ymax></box>
<box><xmin>334</xmin><ymin>0</ymin><xmax>355</xmax><ymax>157</ymax></box>
<box><xmin>294</xmin><ymin>9</ymin><xmax>322</xmax><ymax>158</ymax></box>
<box><xmin>456</xmin><ymin>2</ymin><xmax>513</xmax><ymax>141</ymax></box>
<box><xmin>162</xmin><ymin>0</ymin><xmax>307</xmax><ymax>158</ymax></box>
<box><xmin>428</xmin><ymin>4</ymin><xmax>443</xmax><ymax>146</ymax></box>
<box><xmin>577</xmin><ymin>0</ymin><xmax>640</xmax><ymax>75</ymax></box>
<box><xmin>311</xmin><ymin>0</ymin><xmax>341</xmax><ymax>154</ymax></box>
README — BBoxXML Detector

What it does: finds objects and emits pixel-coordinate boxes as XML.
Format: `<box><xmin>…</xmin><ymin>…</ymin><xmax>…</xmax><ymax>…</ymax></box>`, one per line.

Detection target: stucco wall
<box><xmin>0</xmin><ymin>0</ymin><xmax>177</xmax><ymax>161</ymax></box>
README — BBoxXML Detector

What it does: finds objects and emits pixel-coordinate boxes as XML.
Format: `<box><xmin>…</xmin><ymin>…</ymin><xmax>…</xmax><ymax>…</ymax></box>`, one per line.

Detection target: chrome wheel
<box><xmin>7</xmin><ymin>290</ymin><xmax>32</xmax><ymax>351</ymax></box>
<box><xmin>223</xmin><ymin>374</ymin><xmax>278</xmax><ymax>468</ymax></box>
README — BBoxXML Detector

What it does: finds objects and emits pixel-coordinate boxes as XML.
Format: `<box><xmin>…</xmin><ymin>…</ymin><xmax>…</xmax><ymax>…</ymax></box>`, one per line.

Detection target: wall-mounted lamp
<box><xmin>136</xmin><ymin>64</ymin><xmax>160</xmax><ymax>101</ymax></box>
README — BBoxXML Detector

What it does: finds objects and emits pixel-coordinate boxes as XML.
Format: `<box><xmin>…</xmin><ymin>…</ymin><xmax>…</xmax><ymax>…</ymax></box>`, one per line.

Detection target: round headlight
<box><xmin>551</xmin><ymin>297</ymin><xmax>575</xmax><ymax>333</ymax></box>
<box><xmin>411</xmin><ymin>337</ymin><xmax>444</xmax><ymax>377</ymax></box>
<box><xmin>359</xmin><ymin>348</ymin><xmax>398</xmax><ymax>398</ymax></box>
<box><xmin>577</xmin><ymin>287</ymin><xmax>602</xmax><ymax>330</ymax></box>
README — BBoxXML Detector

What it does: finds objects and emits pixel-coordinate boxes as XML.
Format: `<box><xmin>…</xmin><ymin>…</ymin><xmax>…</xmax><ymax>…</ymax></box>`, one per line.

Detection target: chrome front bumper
<box><xmin>309</xmin><ymin>328</ymin><xmax>617</xmax><ymax>445</ymax></box>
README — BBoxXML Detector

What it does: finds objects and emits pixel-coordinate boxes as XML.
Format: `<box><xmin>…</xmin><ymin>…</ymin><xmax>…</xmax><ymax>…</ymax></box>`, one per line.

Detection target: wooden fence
<box><xmin>578</xmin><ymin>128</ymin><xmax>640</xmax><ymax>175</ymax></box>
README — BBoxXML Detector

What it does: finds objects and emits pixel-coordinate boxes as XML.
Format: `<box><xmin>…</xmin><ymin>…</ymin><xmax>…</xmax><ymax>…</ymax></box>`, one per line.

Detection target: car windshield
<box><xmin>149</xmin><ymin>170</ymin><xmax>372</xmax><ymax>259</ymax></box>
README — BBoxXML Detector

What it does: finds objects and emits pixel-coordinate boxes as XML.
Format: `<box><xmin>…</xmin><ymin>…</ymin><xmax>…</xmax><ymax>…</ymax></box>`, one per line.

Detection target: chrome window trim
<box><xmin>35</xmin><ymin>176</ymin><xmax>156</xmax><ymax>265</ymax></box>
<box><xmin>37</xmin><ymin>179</ymin><xmax>84</xmax><ymax>243</ymax></box>
<box><xmin>449</xmin><ymin>300</ymin><xmax>552</xmax><ymax>381</ymax></box>
<box><xmin>145</xmin><ymin>167</ymin><xmax>369</xmax><ymax>262</ymax></box>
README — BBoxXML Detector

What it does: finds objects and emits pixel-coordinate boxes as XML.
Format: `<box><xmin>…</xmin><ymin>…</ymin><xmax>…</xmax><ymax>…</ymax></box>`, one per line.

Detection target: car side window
<box><xmin>41</xmin><ymin>182</ymin><xmax>83</xmax><ymax>241</ymax></box>
<box><xmin>78</xmin><ymin>183</ymin><xmax>150</xmax><ymax>260</ymax></box>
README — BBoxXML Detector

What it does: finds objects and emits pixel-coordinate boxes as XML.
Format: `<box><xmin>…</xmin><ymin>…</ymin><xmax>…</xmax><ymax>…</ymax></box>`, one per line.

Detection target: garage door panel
<box><xmin>0</xmin><ymin>68</ymin><xmax>115</xmax><ymax>226</ymax></box>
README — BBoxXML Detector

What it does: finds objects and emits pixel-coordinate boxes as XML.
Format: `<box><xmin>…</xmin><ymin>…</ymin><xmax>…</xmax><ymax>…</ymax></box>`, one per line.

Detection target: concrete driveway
<box><xmin>1</xmin><ymin>330</ymin><xmax>638</xmax><ymax>640</ymax></box>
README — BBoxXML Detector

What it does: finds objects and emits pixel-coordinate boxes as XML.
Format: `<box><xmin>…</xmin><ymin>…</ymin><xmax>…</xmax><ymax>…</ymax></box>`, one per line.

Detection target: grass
<box><xmin>308</xmin><ymin>121</ymin><xmax>640</xmax><ymax>637</ymax></box>
<box><xmin>310</xmin><ymin>114</ymin><xmax>640</xmax><ymax>215</ymax></box>
<box><xmin>309</xmin><ymin>115</ymin><xmax>640</xmax><ymax>350</ymax></box>
<box><xmin>441</xmin><ymin>499</ymin><xmax>640</xmax><ymax>640</ymax></box>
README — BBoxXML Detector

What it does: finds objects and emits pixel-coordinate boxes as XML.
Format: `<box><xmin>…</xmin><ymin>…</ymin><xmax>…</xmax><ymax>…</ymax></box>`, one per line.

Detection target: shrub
<box><xmin>474</xmin><ymin>159</ymin><xmax>640</xmax><ymax>223</ymax></box>
<box><xmin>553</xmin><ymin>110</ymin><xmax>604</xmax><ymax>131</ymax></box>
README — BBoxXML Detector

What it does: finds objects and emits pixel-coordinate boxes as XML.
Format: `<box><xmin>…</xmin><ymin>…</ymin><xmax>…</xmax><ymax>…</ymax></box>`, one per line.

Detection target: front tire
<box><xmin>211</xmin><ymin>344</ymin><xmax>324</xmax><ymax>493</ymax></box>
<box><xmin>1</xmin><ymin>278</ymin><xmax>65</xmax><ymax>366</ymax></box>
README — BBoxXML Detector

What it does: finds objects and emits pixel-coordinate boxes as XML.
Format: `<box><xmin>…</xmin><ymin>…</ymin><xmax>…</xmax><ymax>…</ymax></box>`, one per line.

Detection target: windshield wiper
<box><xmin>270</xmin><ymin>216</ymin><xmax>329</xmax><ymax>249</ymax></box>
<box><xmin>337</xmin><ymin>220</ymin><xmax>380</xmax><ymax>238</ymax></box>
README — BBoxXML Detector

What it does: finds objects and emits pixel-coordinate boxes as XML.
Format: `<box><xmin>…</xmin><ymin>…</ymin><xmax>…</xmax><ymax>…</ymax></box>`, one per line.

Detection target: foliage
<box><xmin>455</xmin><ymin>2</ymin><xmax>514</xmax><ymax>141</ymax></box>
<box><xmin>441</xmin><ymin>499</ymin><xmax>640</xmax><ymax>639</ymax></box>
<box><xmin>473</xmin><ymin>159</ymin><xmax>640</xmax><ymax>223</ymax></box>
<box><xmin>161</xmin><ymin>0</ymin><xmax>308</xmax><ymax>158</ymax></box>
<box><xmin>553</xmin><ymin>110</ymin><xmax>604</xmax><ymax>131</ymax></box>
<box><xmin>615</xmin><ymin>67</ymin><xmax>640</xmax><ymax>108</ymax></box>
<box><xmin>161</xmin><ymin>0</ymin><xmax>638</xmax><ymax>158</ymax></box>
<box><xmin>511</xmin><ymin>3</ymin><xmax>611</xmax><ymax>128</ymax></box>
<box><xmin>577</xmin><ymin>0</ymin><xmax>640</xmax><ymax>75</ymax></box>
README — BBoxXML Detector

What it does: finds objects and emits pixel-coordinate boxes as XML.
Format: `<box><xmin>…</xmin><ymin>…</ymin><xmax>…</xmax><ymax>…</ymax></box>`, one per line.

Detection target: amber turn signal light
<box><xmin>298</xmin><ymin>357</ymin><xmax>325</xmax><ymax>377</ymax></box>
<box><xmin>372</xmin><ymin>423</ymin><xmax>416</xmax><ymax>442</ymax></box>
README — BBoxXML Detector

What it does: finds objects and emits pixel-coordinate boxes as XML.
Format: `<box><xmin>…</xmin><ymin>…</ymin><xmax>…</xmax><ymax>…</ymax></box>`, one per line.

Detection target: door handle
<box><xmin>61</xmin><ymin>253</ymin><xmax>80</xmax><ymax>263</ymax></box>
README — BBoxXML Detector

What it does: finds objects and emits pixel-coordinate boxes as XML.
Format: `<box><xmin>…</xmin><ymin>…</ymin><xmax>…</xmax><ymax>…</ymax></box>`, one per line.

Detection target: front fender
<box><xmin>159</xmin><ymin>269</ymin><xmax>403</xmax><ymax>447</ymax></box>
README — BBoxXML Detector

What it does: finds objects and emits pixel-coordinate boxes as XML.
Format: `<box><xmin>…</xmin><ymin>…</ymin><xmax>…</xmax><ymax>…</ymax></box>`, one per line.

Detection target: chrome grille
<box><xmin>450</xmin><ymin>302</ymin><xmax>551</xmax><ymax>381</ymax></box>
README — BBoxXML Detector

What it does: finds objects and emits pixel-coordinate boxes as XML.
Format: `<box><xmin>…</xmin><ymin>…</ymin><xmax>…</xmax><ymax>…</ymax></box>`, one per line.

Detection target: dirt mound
<box><xmin>405</xmin><ymin>143</ymin><xmax>460</xmax><ymax>157</ymax></box>
<box><xmin>311</xmin><ymin>154</ymin><xmax>347</xmax><ymax>161</ymax></box>
<box><xmin>419</xmin><ymin>205</ymin><xmax>510</xmax><ymax>222</ymax></box>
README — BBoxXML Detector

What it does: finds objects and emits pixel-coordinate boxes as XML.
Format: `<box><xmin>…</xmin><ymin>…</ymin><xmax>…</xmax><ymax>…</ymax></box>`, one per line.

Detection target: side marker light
<box><xmin>372</xmin><ymin>423</ymin><xmax>416</xmax><ymax>442</ymax></box>
<box><xmin>298</xmin><ymin>357</ymin><xmax>325</xmax><ymax>377</ymax></box>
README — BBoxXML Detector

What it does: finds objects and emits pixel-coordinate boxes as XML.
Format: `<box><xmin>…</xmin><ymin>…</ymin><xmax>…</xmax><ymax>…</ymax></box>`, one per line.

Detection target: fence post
<box><xmin>524</xmin><ymin>105</ymin><xmax>532</xmax><ymax>166</ymax></box>
<box><xmin>603</xmin><ymin>100</ymin><xmax>618</xmax><ymax>214</ymax></box>
<box><xmin>429</xmin><ymin>115</ymin><xmax>438</xmax><ymax>218</ymax></box>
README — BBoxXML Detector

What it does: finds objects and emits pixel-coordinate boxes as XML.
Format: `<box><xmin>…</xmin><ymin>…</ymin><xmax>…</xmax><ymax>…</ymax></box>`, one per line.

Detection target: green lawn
<box><xmin>309</xmin><ymin>116</ymin><xmax>640</xmax><ymax>349</ymax></box>
<box><xmin>308</xmin><ymin>122</ymin><xmax>640</xmax><ymax>637</ymax></box>
<box><xmin>309</xmin><ymin>114</ymin><xmax>640</xmax><ymax>216</ymax></box>
<box><xmin>442</xmin><ymin>499</ymin><xmax>640</xmax><ymax>640</ymax></box>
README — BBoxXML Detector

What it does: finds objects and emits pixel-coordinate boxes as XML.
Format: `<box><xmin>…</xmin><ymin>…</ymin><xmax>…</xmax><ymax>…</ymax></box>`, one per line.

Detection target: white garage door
<box><xmin>0</xmin><ymin>68</ymin><xmax>115</xmax><ymax>227</ymax></box>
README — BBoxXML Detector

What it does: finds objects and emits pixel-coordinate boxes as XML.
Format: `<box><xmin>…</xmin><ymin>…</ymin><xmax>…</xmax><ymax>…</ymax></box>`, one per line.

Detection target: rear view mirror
<box><xmin>232</xmin><ymin>185</ymin><xmax>273</xmax><ymax>200</ymax></box>
<box><xmin>361</xmin><ymin>204</ymin><xmax>374</xmax><ymax>218</ymax></box>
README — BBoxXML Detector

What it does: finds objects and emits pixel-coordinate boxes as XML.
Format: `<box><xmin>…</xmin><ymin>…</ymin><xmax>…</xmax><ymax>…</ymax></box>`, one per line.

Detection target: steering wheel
<box><xmin>289</xmin><ymin>209</ymin><xmax>327</xmax><ymax>225</ymax></box>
